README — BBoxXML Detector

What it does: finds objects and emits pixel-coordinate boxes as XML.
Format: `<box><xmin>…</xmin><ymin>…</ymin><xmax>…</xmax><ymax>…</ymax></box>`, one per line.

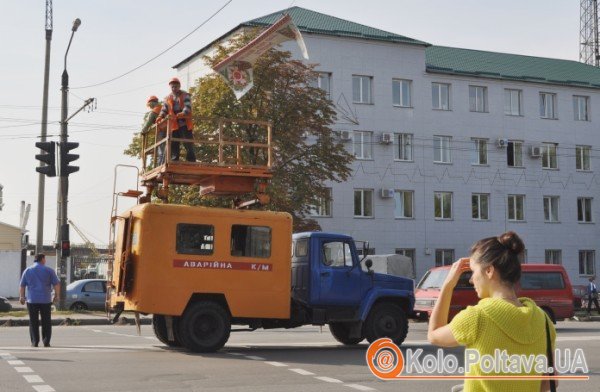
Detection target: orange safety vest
<box><xmin>151</xmin><ymin>104</ymin><xmax>167</xmax><ymax>132</ymax></box>
<box><xmin>165</xmin><ymin>93</ymin><xmax>193</xmax><ymax>132</ymax></box>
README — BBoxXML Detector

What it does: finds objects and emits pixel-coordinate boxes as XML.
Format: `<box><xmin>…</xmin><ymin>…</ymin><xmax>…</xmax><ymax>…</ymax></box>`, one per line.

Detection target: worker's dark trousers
<box><xmin>172</xmin><ymin>125</ymin><xmax>196</xmax><ymax>162</ymax></box>
<box><xmin>27</xmin><ymin>303</ymin><xmax>52</xmax><ymax>346</ymax></box>
<box><xmin>587</xmin><ymin>295</ymin><xmax>600</xmax><ymax>313</ymax></box>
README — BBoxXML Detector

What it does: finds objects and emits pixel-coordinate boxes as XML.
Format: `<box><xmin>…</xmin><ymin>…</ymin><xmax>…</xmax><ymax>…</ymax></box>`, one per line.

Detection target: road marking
<box><xmin>265</xmin><ymin>361</ymin><xmax>287</xmax><ymax>367</ymax></box>
<box><xmin>8</xmin><ymin>360</ymin><xmax>25</xmax><ymax>365</ymax></box>
<box><xmin>91</xmin><ymin>329</ymin><xmax>102</xmax><ymax>333</ymax></box>
<box><xmin>345</xmin><ymin>384</ymin><xmax>376</xmax><ymax>391</ymax></box>
<box><xmin>226</xmin><ymin>352</ymin><xmax>244</xmax><ymax>356</ymax></box>
<box><xmin>32</xmin><ymin>385</ymin><xmax>55</xmax><ymax>392</ymax></box>
<box><xmin>23</xmin><ymin>375</ymin><xmax>44</xmax><ymax>383</ymax></box>
<box><xmin>14</xmin><ymin>367</ymin><xmax>34</xmax><ymax>373</ymax></box>
<box><xmin>315</xmin><ymin>376</ymin><xmax>343</xmax><ymax>383</ymax></box>
<box><xmin>245</xmin><ymin>355</ymin><xmax>265</xmax><ymax>360</ymax></box>
<box><xmin>289</xmin><ymin>368</ymin><xmax>315</xmax><ymax>376</ymax></box>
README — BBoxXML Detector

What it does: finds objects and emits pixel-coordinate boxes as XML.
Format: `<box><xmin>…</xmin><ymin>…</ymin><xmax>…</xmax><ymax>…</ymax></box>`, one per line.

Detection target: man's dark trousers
<box><xmin>27</xmin><ymin>303</ymin><xmax>52</xmax><ymax>346</ymax></box>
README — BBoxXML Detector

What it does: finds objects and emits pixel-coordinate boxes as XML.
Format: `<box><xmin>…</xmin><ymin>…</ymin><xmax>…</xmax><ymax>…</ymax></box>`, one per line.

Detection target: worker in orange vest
<box><xmin>157</xmin><ymin>77</ymin><xmax>196</xmax><ymax>162</ymax></box>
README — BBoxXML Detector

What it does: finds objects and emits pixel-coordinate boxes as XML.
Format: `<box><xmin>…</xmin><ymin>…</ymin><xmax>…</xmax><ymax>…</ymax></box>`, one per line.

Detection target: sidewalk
<box><xmin>0</xmin><ymin>299</ymin><xmax>151</xmax><ymax>327</ymax></box>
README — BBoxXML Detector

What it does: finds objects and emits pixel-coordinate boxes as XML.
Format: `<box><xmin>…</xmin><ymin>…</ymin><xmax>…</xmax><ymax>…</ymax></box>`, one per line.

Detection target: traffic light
<box><xmin>59</xmin><ymin>141</ymin><xmax>79</xmax><ymax>177</ymax></box>
<box><xmin>35</xmin><ymin>141</ymin><xmax>56</xmax><ymax>177</ymax></box>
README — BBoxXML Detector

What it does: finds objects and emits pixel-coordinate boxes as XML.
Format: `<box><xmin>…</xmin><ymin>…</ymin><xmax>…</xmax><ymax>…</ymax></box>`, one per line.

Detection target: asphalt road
<box><xmin>0</xmin><ymin>321</ymin><xmax>598</xmax><ymax>392</ymax></box>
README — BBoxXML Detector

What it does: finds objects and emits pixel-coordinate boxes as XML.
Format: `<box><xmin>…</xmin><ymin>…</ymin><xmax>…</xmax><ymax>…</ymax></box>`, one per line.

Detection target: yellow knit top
<box><xmin>448</xmin><ymin>297</ymin><xmax>556</xmax><ymax>392</ymax></box>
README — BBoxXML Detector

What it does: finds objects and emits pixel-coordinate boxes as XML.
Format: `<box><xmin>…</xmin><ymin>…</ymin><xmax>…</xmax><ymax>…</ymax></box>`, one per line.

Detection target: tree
<box><xmin>125</xmin><ymin>30</ymin><xmax>353</xmax><ymax>231</ymax></box>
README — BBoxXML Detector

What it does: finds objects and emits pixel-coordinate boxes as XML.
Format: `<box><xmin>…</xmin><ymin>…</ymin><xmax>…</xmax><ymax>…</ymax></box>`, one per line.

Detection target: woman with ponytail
<box><xmin>427</xmin><ymin>231</ymin><xmax>557</xmax><ymax>392</ymax></box>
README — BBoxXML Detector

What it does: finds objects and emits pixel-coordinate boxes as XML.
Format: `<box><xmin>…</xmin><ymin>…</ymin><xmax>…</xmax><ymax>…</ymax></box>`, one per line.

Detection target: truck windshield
<box><xmin>417</xmin><ymin>269</ymin><xmax>449</xmax><ymax>289</ymax></box>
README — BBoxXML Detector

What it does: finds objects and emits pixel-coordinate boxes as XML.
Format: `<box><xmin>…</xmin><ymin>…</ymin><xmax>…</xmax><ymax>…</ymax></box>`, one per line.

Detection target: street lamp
<box><xmin>58</xmin><ymin>18</ymin><xmax>81</xmax><ymax>310</ymax></box>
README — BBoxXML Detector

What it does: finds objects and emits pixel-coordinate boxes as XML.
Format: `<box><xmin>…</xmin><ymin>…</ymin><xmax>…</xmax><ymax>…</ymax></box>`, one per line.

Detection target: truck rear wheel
<box><xmin>363</xmin><ymin>303</ymin><xmax>408</xmax><ymax>345</ymax></box>
<box><xmin>178</xmin><ymin>301</ymin><xmax>231</xmax><ymax>353</ymax></box>
<box><xmin>152</xmin><ymin>314</ymin><xmax>181</xmax><ymax>347</ymax></box>
<box><xmin>329</xmin><ymin>322</ymin><xmax>363</xmax><ymax>345</ymax></box>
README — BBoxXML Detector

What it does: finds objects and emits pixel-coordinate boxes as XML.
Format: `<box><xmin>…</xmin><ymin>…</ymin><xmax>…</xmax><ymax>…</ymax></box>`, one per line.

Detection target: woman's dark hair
<box><xmin>470</xmin><ymin>231</ymin><xmax>525</xmax><ymax>284</ymax></box>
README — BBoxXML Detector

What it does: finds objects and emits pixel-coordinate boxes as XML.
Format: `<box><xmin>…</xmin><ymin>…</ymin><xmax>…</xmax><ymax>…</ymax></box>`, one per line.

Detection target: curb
<box><xmin>0</xmin><ymin>317</ymin><xmax>152</xmax><ymax>327</ymax></box>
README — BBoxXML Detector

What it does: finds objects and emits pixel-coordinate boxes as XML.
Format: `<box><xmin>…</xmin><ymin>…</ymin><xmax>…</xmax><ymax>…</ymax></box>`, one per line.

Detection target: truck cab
<box><xmin>291</xmin><ymin>232</ymin><xmax>415</xmax><ymax>346</ymax></box>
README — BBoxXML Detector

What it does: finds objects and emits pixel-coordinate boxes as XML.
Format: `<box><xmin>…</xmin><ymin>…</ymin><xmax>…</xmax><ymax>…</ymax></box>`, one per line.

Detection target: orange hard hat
<box><xmin>169</xmin><ymin>77</ymin><xmax>181</xmax><ymax>85</ymax></box>
<box><xmin>146</xmin><ymin>95</ymin><xmax>158</xmax><ymax>103</ymax></box>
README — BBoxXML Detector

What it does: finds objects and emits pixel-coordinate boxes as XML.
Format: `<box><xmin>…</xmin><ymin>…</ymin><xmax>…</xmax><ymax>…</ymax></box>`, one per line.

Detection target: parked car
<box><xmin>0</xmin><ymin>296</ymin><xmax>12</xmax><ymax>312</ymax></box>
<box><xmin>65</xmin><ymin>279</ymin><xmax>107</xmax><ymax>311</ymax></box>
<box><xmin>414</xmin><ymin>264</ymin><xmax>574</xmax><ymax>323</ymax></box>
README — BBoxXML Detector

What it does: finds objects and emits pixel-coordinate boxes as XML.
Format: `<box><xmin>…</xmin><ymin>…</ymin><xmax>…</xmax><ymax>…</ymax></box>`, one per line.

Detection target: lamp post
<box><xmin>57</xmin><ymin>18</ymin><xmax>81</xmax><ymax>310</ymax></box>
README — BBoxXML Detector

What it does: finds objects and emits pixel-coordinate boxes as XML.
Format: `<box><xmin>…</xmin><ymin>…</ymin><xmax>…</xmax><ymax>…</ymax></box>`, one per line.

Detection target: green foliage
<box><xmin>125</xmin><ymin>30</ymin><xmax>353</xmax><ymax>231</ymax></box>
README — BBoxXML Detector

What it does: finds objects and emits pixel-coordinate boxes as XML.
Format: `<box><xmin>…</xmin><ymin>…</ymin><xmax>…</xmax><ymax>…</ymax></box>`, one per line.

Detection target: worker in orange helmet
<box><xmin>141</xmin><ymin>95</ymin><xmax>168</xmax><ymax>165</ymax></box>
<box><xmin>156</xmin><ymin>77</ymin><xmax>196</xmax><ymax>162</ymax></box>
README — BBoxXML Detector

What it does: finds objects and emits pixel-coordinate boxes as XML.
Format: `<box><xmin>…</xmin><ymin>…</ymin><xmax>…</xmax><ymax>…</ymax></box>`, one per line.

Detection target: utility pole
<box><xmin>58</xmin><ymin>18</ymin><xmax>81</xmax><ymax>310</ymax></box>
<box><xmin>36</xmin><ymin>0</ymin><xmax>53</xmax><ymax>254</ymax></box>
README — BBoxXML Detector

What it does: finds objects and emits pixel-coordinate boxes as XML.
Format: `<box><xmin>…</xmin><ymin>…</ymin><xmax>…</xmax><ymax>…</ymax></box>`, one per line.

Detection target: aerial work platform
<box><xmin>139</xmin><ymin>116</ymin><xmax>273</xmax><ymax>205</ymax></box>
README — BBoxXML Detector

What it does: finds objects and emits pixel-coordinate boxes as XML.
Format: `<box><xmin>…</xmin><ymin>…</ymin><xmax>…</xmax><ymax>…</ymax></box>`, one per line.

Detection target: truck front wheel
<box><xmin>329</xmin><ymin>322</ymin><xmax>363</xmax><ymax>345</ymax></box>
<box><xmin>152</xmin><ymin>314</ymin><xmax>182</xmax><ymax>347</ymax></box>
<box><xmin>363</xmin><ymin>303</ymin><xmax>408</xmax><ymax>345</ymax></box>
<box><xmin>178</xmin><ymin>301</ymin><xmax>231</xmax><ymax>353</ymax></box>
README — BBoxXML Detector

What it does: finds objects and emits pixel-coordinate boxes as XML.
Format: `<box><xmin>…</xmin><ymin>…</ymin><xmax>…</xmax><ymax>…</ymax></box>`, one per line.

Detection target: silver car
<box><xmin>65</xmin><ymin>279</ymin><xmax>107</xmax><ymax>311</ymax></box>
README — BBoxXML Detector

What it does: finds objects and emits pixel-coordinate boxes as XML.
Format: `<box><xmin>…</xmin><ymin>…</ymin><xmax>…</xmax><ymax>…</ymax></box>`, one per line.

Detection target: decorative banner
<box><xmin>213</xmin><ymin>13</ymin><xmax>309</xmax><ymax>99</ymax></box>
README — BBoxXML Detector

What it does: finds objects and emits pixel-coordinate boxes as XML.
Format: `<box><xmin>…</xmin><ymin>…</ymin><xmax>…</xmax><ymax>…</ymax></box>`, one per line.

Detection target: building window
<box><xmin>353</xmin><ymin>131</ymin><xmax>373</xmax><ymax>159</ymax></box>
<box><xmin>472</xmin><ymin>138</ymin><xmax>488</xmax><ymax>165</ymax></box>
<box><xmin>543</xmin><ymin>196</ymin><xmax>560</xmax><ymax>222</ymax></box>
<box><xmin>434</xmin><ymin>191</ymin><xmax>452</xmax><ymax>219</ymax></box>
<box><xmin>432</xmin><ymin>83</ymin><xmax>450</xmax><ymax>110</ymax></box>
<box><xmin>507</xmin><ymin>141</ymin><xmax>523</xmax><ymax>167</ymax></box>
<box><xmin>504</xmin><ymin>89</ymin><xmax>523</xmax><ymax>116</ymax></box>
<box><xmin>434</xmin><ymin>135</ymin><xmax>452</xmax><ymax>163</ymax></box>
<box><xmin>576</xmin><ymin>145</ymin><xmax>591</xmax><ymax>171</ymax></box>
<box><xmin>578</xmin><ymin>197</ymin><xmax>593</xmax><ymax>223</ymax></box>
<box><xmin>579</xmin><ymin>250</ymin><xmax>596</xmax><ymax>275</ymax></box>
<box><xmin>230</xmin><ymin>225</ymin><xmax>271</xmax><ymax>258</ymax></box>
<box><xmin>469</xmin><ymin>85</ymin><xmax>488</xmax><ymax>112</ymax></box>
<box><xmin>310</xmin><ymin>188</ymin><xmax>332</xmax><ymax>217</ymax></box>
<box><xmin>472</xmin><ymin>193</ymin><xmax>489</xmax><ymax>220</ymax></box>
<box><xmin>435</xmin><ymin>249</ymin><xmax>455</xmax><ymax>267</ymax></box>
<box><xmin>176</xmin><ymin>224</ymin><xmax>214</xmax><ymax>255</ymax></box>
<box><xmin>395</xmin><ymin>248</ymin><xmax>416</xmax><ymax>278</ymax></box>
<box><xmin>309</xmin><ymin>72</ymin><xmax>331</xmax><ymax>98</ymax></box>
<box><xmin>541</xmin><ymin>143</ymin><xmax>558</xmax><ymax>169</ymax></box>
<box><xmin>507</xmin><ymin>194</ymin><xmax>525</xmax><ymax>221</ymax></box>
<box><xmin>394</xmin><ymin>133</ymin><xmax>413</xmax><ymax>161</ymax></box>
<box><xmin>354</xmin><ymin>189</ymin><xmax>373</xmax><ymax>218</ymax></box>
<box><xmin>545</xmin><ymin>249</ymin><xmax>562</xmax><ymax>265</ymax></box>
<box><xmin>394</xmin><ymin>190</ymin><xmax>414</xmax><ymax>218</ymax></box>
<box><xmin>539</xmin><ymin>92</ymin><xmax>557</xmax><ymax>119</ymax></box>
<box><xmin>353</xmin><ymin>75</ymin><xmax>372</xmax><ymax>104</ymax></box>
<box><xmin>573</xmin><ymin>95</ymin><xmax>589</xmax><ymax>121</ymax></box>
<box><xmin>392</xmin><ymin>79</ymin><xmax>412</xmax><ymax>107</ymax></box>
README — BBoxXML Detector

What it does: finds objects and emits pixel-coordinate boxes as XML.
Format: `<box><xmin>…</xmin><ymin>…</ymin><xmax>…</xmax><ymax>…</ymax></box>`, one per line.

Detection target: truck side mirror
<box><xmin>365</xmin><ymin>259</ymin><xmax>374</xmax><ymax>275</ymax></box>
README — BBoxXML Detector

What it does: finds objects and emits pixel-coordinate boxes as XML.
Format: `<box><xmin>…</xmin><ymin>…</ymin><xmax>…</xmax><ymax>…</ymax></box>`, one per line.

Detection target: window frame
<box><xmin>539</xmin><ymin>92</ymin><xmax>557</xmax><ymax>119</ymax></box>
<box><xmin>543</xmin><ymin>196</ymin><xmax>560</xmax><ymax>223</ymax></box>
<box><xmin>352</xmin><ymin>130</ymin><xmax>373</xmax><ymax>160</ymax></box>
<box><xmin>353</xmin><ymin>75</ymin><xmax>373</xmax><ymax>104</ymax></box>
<box><xmin>310</xmin><ymin>72</ymin><xmax>332</xmax><ymax>98</ymax></box>
<box><xmin>392</xmin><ymin>79</ymin><xmax>412</xmax><ymax>107</ymax></box>
<box><xmin>472</xmin><ymin>138</ymin><xmax>488</xmax><ymax>165</ymax></box>
<box><xmin>573</xmin><ymin>95</ymin><xmax>590</xmax><ymax>121</ymax></box>
<box><xmin>394</xmin><ymin>133</ymin><xmax>413</xmax><ymax>161</ymax></box>
<box><xmin>504</xmin><ymin>89</ymin><xmax>523</xmax><ymax>116</ymax></box>
<box><xmin>433</xmin><ymin>135</ymin><xmax>452</xmax><ymax>164</ymax></box>
<box><xmin>230</xmin><ymin>225</ymin><xmax>272</xmax><ymax>258</ymax></box>
<box><xmin>541</xmin><ymin>142</ymin><xmax>558</xmax><ymax>169</ymax></box>
<box><xmin>507</xmin><ymin>140</ymin><xmax>524</xmax><ymax>167</ymax></box>
<box><xmin>472</xmin><ymin>193</ymin><xmax>490</xmax><ymax>220</ymax></box>
<box><xmin>545</xmin><ymin>249</ymin><xmax>562</xmax><ymax>265</ymax></box>
<box><xmin>577</xmin><ymin>197</ymin><xmax>593</xmax><ymax>223</ymax></box>
<box><xmin>435</xmin><ymin>249</ymin><xmax>455</xmax><ymax>267</ymax></box>
<box><xmin>434</xmin><ymin>191</ymin><xmax>453</xmax><ymax>220</ymax></box>
<box><xmin>432</xmin><ymin>82</ymin><xmax>451</xmax><ymax>110</ymax></box>
<box><xmin>354</xmin><ymin>188</ymin><xmax>374</xmax><ymax>218</ymax></box>
<box><xmin>310</xmin><ymin>187</ymin><xmax>332</xmax><ymax>217</ymax></box>
<box><xmin>394</xmin><ymin>190</ymin><xmax>414</xmax><ymax>219</ymax></box>
<box><xmin>321</xmin><ymin>241</ymin><xmax>353</xmax><ymax>268</ymax></box>
<box><xmin>176</xmin><ymin>223</ymin><xmax>215</xmax><ymax>256</ymax></box>
<box><xmin>507</xmin><ymin>194</ymin><xmax>526</xmax><ymax>221</ymax></box>
<box><xmin>469</xmin><ymin>85</ymin><xmax>488</xmax><ymax>113</ymax></box>
<box><xmin>576</xmin><ymin>145</ymin><xmax>592</xmax><ymax>171</ymax></box>
<box><xmin>579</xmin><ymin>250</ymin><xmax>596</xmax><ymax>276</ymax></box>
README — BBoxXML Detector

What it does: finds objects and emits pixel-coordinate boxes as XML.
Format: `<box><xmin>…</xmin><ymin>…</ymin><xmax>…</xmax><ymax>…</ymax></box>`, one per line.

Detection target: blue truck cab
<box><xmin>289</xmin><ymin>232</ymin><xmax>415</xmax><ymax>345</ymax></box>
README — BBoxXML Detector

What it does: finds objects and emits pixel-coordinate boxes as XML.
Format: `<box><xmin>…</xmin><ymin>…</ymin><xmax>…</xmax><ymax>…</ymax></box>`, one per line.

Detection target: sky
<box><xmin>0</xmin><ymin>0</ymin><xmax>581</xmax><ymax>247</ymax></box>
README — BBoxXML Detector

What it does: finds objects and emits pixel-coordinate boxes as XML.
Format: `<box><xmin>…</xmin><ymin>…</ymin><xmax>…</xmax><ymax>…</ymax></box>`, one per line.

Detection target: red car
<box><xmin>414</xmin><ymin>264</ymin><xmax>574</xmax><ymax>323</ymax></box>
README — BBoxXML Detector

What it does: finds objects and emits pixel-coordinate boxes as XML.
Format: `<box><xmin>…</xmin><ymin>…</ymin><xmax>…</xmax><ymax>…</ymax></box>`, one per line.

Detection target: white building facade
<box><xmin>175</xmin><ymin>7</ymin><xmax>600</xmax><ymax>283</ymax></box>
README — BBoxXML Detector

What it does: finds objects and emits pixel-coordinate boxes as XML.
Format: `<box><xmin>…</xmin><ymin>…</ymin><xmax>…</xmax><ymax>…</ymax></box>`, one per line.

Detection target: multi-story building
<box><xmin>174</xmin><ymin>7</ymin><xmax>600</xmax><ymax>283</ymax></box>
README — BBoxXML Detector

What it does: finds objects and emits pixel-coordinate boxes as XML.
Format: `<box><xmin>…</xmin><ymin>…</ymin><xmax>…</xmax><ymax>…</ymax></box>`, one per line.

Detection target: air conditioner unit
<box><xmin>339</xmin><ymin>130</ymin><xmax>352</xmax><ymax>141</ymax></box>
<box><xmin>496</xmin><ymin>138</ymin><xmax>509</xmax><ymax>148</ymax></box>
<box><xmin>529</xmin><ymin>145</ymin><xmax>542</xmax><ymax>158</ymax></box>
<box><xmin>380</xmin><ymin>133</ymin><xmax>393</xmax><ymax>144</ymax></box>
<box><xmin>380</xmin><ymin>188</ymin><xmax>395</xmax><ymax>198</ymax></box>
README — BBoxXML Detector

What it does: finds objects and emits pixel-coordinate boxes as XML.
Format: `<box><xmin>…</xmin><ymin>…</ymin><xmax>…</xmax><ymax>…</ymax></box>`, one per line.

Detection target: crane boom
<box><xmin>68</xmin><ymin>219</ymin><xmax>99</xmax><ymax>258</ymax></box>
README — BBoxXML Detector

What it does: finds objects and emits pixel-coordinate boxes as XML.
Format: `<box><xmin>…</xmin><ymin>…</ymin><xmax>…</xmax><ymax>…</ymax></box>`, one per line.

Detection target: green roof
<box><xmin>426</xmin><ymin>46</ymin><xmax>600</xmax><ymax>89</ymax></box>
<box><xmin>242</xmin><ymin>6</ymin><xmax>429</xmax><ymax>47</ymax></box>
